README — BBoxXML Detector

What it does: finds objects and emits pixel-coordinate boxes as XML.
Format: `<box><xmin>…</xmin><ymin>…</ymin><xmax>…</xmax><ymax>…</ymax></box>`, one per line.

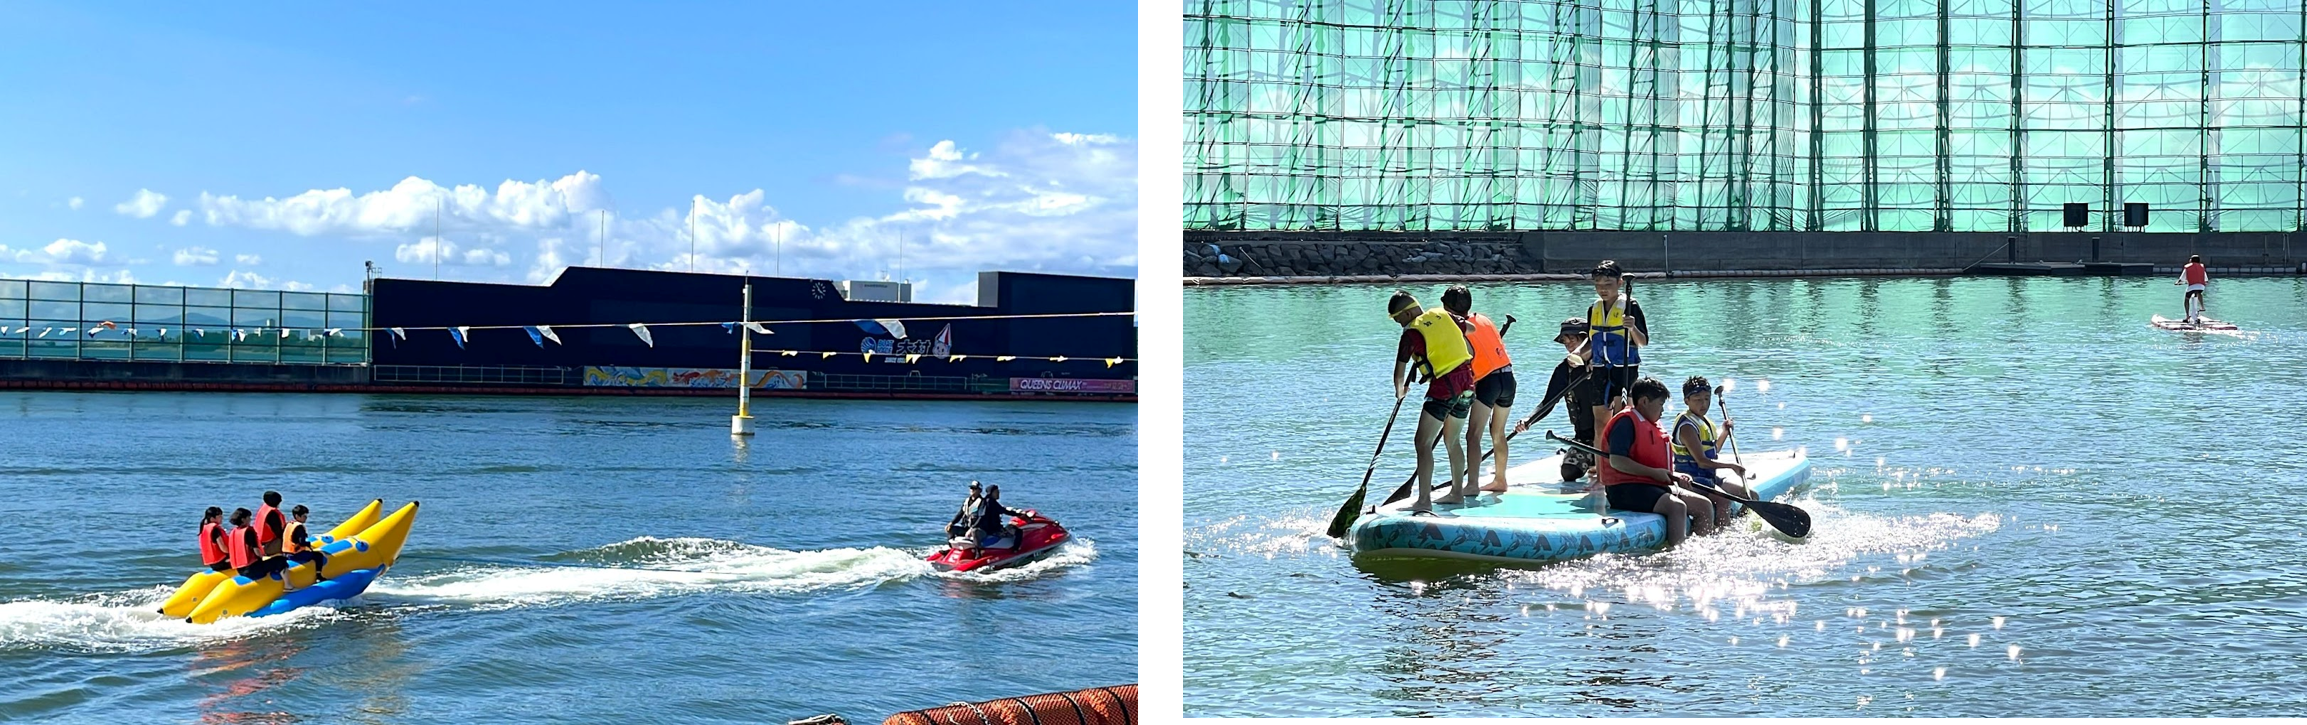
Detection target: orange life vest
<box><xmin>254</xmin><ymin>504</ymin><xmax>283</xmax><ymax>555</ymax></box>
<box><xmin>1597</xmin><ymin>407</ymin><xmax>1672</xmax><ymax>488</ymax></box>
<box><xmin>227</xmin><ymin>525</ymin><xmax>259</xmax><ymax>570</ymax></box>
<box><xmin>282</xmin><ymin>521</ymin><xmax>308</xmax><ymax>554</ymax></box>
<box><xmin>1464</xmin><ymin>313</ymin><xmax>1512</xmax><ymax>381</ymax></box>
<box><xmin>198</xmin><ymin>522</ymin><xmax>227</xmax><ymax>566</ymax></box>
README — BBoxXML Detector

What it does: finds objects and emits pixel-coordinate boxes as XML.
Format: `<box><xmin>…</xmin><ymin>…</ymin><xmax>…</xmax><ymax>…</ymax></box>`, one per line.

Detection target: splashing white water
<box><xmin>370</xmin><ymin>537</ymin><xmax>1095</xmax><ymax>610</ymax></box>
<box><xmin>0</xmin><ymin>588</ymin><xmax>341</xmax><ymax>653</ymax></box>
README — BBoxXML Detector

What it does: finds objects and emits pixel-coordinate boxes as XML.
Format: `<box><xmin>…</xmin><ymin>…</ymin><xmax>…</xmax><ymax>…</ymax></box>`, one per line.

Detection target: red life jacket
<box><xmin>2184</xmin><ymin>263</ymin><xmax>2208</xmax><ymax>285</ymax></box>
<box><xmin>1597</xmin><ymin>407</ymin><xmax>1672</xmax><ymax>487</ymax></box>
<box><xmin>198</xmin><ymin>522</ymin><xmax>227</xmax><ymax>566</ymax></box>
<box><xmin>227</xmin><ymin>525</ymin><xmax>259</xmax><ymax>570</ymax></box>
<box><xmin>255</xmin><ymin>504</ymin><xmax>283</xmax><ymax>555</ymax></box>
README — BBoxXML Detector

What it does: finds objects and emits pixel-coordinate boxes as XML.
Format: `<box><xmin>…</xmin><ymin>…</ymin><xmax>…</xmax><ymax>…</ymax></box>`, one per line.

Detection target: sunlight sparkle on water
<box><xmin>1993</xmin><ymin>616</ymin><xmax>2005</xmax><ymax>629</ymax></box>
<box><xmin>1757</xmin><ymin>380</ymin><xmax>1771</xmax><ymax>393</ymax></box>
<box><xmin>1968</xmin><ymin>633</ymin><xmax>1981</xmax><ymax>647</ymax></box>
<box><xmin>1773</xmin><ymin>427</ymin><xmax>1785</xmax><ymax>440</ymax></box>
<box><xmin>2008</xmin><ymin>645</ymin><xmax>2022</xmax><ymax>661</ymax></box>
<box><xmin>1862</xmin><ymin>414</ymin><xmax>1873</xmax><ymax>423</ymax></box>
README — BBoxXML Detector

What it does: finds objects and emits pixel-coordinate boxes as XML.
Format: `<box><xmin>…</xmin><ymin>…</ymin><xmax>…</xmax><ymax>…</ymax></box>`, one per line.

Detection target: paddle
<box><xmin>1325</xmin><ymin>394</ymin><xmax>1408</xmax><ymax>539</ymax></box>
<box><xmin>1714</xmin><ymin>384</ymin><xmax>1745</xmax><ymax>470</ymax></box>
<box><xmin>1544</xmin><ymin>430</ymin><xmax>1811</xmax><ymax>539</ymax></box>
<box><xmin>1376</xmin><ymin>364</ymin><xmax>1592</xmax><ymax>508</ymax></box>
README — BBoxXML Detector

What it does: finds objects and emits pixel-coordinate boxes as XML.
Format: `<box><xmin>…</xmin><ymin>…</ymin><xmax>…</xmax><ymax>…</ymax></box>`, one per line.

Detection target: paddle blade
<box><xmin>1746</xmin><ymin>499</ymin><xmax>1812</xmax><ymax>539</ymax></box>
<box><xmin>1326</xmin><ymin>485</ymin><xmax>1367</xmax><ymax>539</ymax></box>
<box><xmin>1378</xmin><ymin>474</ymin><xmax>1419</xmax><ymax>507</ymax></box>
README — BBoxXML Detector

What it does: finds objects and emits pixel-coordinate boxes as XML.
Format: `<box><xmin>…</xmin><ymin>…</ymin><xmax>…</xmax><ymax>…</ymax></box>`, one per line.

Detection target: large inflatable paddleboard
<box><xmin>1349</xmin><ymin>449</ymin><xmax>1810</xmax><ymax>564</ymax></box>
<box><xmin>2151</xmin><ymin>314</ymin><xmax>2240</xmax><ymax>333</ymax></box>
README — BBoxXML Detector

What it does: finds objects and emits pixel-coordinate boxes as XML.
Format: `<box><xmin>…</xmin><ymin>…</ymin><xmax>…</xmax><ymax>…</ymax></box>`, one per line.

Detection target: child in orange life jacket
<box><xmin>1439</xmin><ymin>285</ymin><xmax>1519</xmax><ymax>494</ymax></box>
<box><xmin>1671</xmin><ymin>376</ymin><xmax>1753</xmax><ymax>526</ymax></box>
<box><xmin>281</xmin><ymin>505</ymin><xmax>330</xmax><ymax>582</ymax></box>
<box><xmin>196</xmin><ymin>507</ymin><xmax>232</xmax><ymax>573</ymax></box>
<box><xmin>1389</xmin><ymin>290</ymin><xmax>1478</xmax><ymax>511</ymax></box>
<box><xmin>225</xmin><ymin>508</ymin><xmax>290</xmax><ymax>581</ymax></box>
<box><xmin>253</xmin><ymin>491</ymin><xmax>288</xmax><ymax>559</ymax></box>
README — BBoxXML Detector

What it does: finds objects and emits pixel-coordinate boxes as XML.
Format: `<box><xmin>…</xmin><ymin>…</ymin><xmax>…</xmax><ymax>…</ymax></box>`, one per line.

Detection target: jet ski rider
<box><xmin>965</xmin><ymin>484</ymin><xmax>1021</xmax><ymax>549</ymax></box>
<box><xmin>946</xmin><ymin>481</ymin><xmax>984</xmax><ymax>538</ymax></box>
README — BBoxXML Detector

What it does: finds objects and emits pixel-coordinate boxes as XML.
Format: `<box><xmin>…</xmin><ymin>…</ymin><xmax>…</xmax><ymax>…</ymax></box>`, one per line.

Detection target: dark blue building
<box><xmin>366</xmin><ymin>268</ymin><xmax>1136</xmax><ymax>398</ymax></box>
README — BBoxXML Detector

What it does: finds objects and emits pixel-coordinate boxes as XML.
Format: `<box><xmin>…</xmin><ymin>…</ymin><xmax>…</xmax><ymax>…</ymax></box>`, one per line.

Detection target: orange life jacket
<box><xmin>282</xmin><ymin>521</ymin><xmax>308</xmax><ymax>554</ymax></box>
<box><xmin>1465</xmin><ymin>313</ymin><xmax>1512</xmax><ymax>381</ymax></box>
<box><xmin>2184</xmin><ymin>263</ymin><xmax>2207</xmax><ymax>285</ymax></box>
<box><xmin>198</xmin><ymin>522</ymin><xmax>227</xmax><ymax>566</ymax></box>
<box><xmin>254</xmin><ymin>504</ymin><xmax>283</xmax><ymax>555</ymax></box>
<box><xmin>227</xmin><ymin>525</ymin><xmax>260</xmax><ymax>570</ymax></box>
<box><xmin>1597</xmin><ymin>407</ymin><xmax>1672</xmax><ymax>487</ymax></box>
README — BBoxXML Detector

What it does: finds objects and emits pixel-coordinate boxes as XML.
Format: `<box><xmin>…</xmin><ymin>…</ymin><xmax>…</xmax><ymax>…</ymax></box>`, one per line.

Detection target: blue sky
<box><xmin>0</xmin><ymin>2</ymin><xmax>1136</xmax><ymax>302</ymax></box>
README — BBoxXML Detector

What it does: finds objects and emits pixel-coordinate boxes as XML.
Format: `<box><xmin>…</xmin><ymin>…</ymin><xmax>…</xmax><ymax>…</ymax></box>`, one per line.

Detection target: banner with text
<box><xmin>584</xmin><ymin>366</ymin><xmax>807</xmax><ymax>390</ymax></box>
<box><xmin>1008</xmin><ymin>377</ymin><xmax>1136</xmax><ymax>394</ymax></box>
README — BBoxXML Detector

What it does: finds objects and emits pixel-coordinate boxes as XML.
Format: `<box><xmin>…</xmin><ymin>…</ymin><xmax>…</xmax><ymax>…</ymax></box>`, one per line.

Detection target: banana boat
<box><xmin>157</xmin><ymin>499</ymin><xmax>385</xmax><ymax>618</ymax></box>
<box><xmin>184</xmin><ymin>501</ymin><xmax>420</xmax><ymax>624</ymax></box>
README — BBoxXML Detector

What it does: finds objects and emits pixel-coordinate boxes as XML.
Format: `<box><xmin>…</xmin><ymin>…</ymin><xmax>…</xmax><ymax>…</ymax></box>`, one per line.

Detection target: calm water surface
<box><xmin>1185</xmin><ymin>275</ymin><xmax>2307</xmax><ymax>717</ymax></box>
<box><xmin>0</xmin><ymin>393</ymin><xmax>1135</xmax><ymax>723</ymax></box>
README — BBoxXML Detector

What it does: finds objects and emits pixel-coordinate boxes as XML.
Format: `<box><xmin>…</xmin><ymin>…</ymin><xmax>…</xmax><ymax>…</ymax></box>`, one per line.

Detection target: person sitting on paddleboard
<box><xmin>1578</xmin><ymin>261</ymin><xmax>1648</xmax><ymax>463</ymax></box>
<box><xmin>946</xmin><ymin>481</ymin><xmax>984</xmax><ymax>538</ymax></box>
<box><xmin>1518</xmin><ymin>317</ymin><xmax>1601</xmax><ymax>482</ymax></box>
<box><xmin>281</xmin><ymin>505</ymin><xmax>329</xmax><ymax>582</ymax></box>
<box><xmin>226</xmin><ymin>508</ymin><xmax>290</xmax><ymax>582</ymax></box>
<box><xmin>1599</xmin><ymin>377</ymin><xmax>1718</xmax><ymax>546</ymax></box>
<box><xmin>1672</xmin><ymin>376</ymin><xmax>1754</xmax><ymax>525</ymax></box>
<box><xmin>1440</xmin><ymin>285</ymin><xmax>1518</xmax><ymax>494</ymax></box>
<box><xmin>2177</xmin><ymin>255</ymin><xmax>2209</xmax><ymax>324</ymax></box>
<box><xmin>197</xmin><ymin>506</ymin><xmax>232</xmax><ymax>573</ymax></box>
<box><xmin>1389</xmin><ymin>290</ymin><xmax>1478</xmax><ymax>511</ymax></box>
<box><xmin>966</xmin><ymin>484</ymin><xmax>1021</xmax><ymax>549</ymax></box>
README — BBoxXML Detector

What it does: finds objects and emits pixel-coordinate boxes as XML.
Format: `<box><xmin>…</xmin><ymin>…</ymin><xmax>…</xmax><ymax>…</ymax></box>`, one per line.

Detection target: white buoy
<box><xmin>732</xmin><ymin>280</ymin><xmax>757</xmax><ymax>437</ymax></box>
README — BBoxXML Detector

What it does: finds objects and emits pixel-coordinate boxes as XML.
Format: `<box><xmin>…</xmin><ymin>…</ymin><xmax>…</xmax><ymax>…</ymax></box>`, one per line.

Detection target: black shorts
<box><xmin>206</xmin><ymin>560</ymin><xmax>234</xmax><ymax>573</ymax></box>
<box><xmin>1604</xmin><ymin>481</ymin><xmax>1671</xmax><ymax>512</ymax></box>
<box><xmin>1421</xmin><ymin>391</ymin><xmax>1473</xmax><ymax>420</ymax></box>
<box><xmin>1582</xmin><ymin>365</ymin><xmax>1640</xmax><ymax>406</ymax></box>
<box><xmin>1474</xmin><ymin>368</ymin><xmax>1517</xmax><ymax>408</ymax></box>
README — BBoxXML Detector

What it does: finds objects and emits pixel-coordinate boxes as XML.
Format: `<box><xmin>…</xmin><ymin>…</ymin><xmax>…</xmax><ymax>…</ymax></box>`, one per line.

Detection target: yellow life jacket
<box><xmin>1671</xmin><ymin>411</ymin><xmax>1720</xmax><ymax>479</ymax></box>
<box><xmin>1409</xmin><ymin>309</ymin><xmax>1473</xmax><ymax>378</ymax></box>
<box><xmin>1587</xmin><ymin>295</ymin><xmax>1641</xmax><ymax>367</ymax></box>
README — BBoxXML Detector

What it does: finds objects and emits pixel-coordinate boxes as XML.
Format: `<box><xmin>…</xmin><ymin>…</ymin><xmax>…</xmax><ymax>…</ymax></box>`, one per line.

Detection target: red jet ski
<box><xmin>927</xmin><ymin>510</ymin><xmax>1070</xmax><ymax>573</ymax></box>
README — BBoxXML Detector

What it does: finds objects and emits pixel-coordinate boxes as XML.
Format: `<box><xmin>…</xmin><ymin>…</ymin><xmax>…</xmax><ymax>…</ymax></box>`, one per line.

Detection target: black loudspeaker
<box><xmin>2124</xmin><ymin>202</ymin><xmax>2149</xmax><ymax>228</ymax></box>
<box><xmin>2063</xmin><ymin>203</ymin><xmax>2089</xmax><ymax>228</ymax></box>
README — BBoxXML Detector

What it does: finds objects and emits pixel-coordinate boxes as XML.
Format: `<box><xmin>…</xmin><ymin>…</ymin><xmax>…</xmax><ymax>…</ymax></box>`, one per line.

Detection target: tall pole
<box><xmin>732</xmin><ymin>279</ymin><xmax>756</xmax><ymax>437</ymax></box>
<box><xmin>434</xmin><ymin>199</ymin><xmax>442</xmax><ymax>280</ymax></box>
<box><xmin>775</xmin><ymin>225</ymin><xmax>783</xmax><ymax>276</ymax></box>
<box><xmin>598</xmin><ymin>210</ymin><xmax>606</xmax><ymax>267</ymax></box>
<box><xmin>689</xmin><ymin>203</ymin><xmax>697</xmax><ymax>273</ymax></box>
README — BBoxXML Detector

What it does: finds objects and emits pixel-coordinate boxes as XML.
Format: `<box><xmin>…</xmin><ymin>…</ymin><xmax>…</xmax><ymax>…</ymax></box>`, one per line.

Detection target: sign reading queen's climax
<box><xmin>1008</xmin><ymin>377</ymin><xmax>1136</xmax><ymax>394</ymax></box>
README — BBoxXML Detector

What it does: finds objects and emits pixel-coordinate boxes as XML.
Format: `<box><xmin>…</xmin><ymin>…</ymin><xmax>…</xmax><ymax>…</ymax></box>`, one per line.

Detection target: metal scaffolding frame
<box><xmin>1185</xmin><ymin>0</ymin><xmax>2307</xmax><ymax>233</ymax></box>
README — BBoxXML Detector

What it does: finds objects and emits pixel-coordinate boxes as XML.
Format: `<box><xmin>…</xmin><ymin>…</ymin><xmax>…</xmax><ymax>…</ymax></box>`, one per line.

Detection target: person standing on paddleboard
<box><xmin>1389</xmin><ymin>290</ymin><xmax>1477</xmax><ymax>512</ymax></box>
<box><xmin>1578</xmin><ymin>261</ymin><xmax>1648</xmax><ymax>468</ymax></box>
<box><xmin>1440</xmin><ymin>285</ymin><xmax>1518</xmax><ymax>495</ymax></box>
<box><xmin>2177</xmin><ymin>255</ymin><xmax>2210</xmax><ymax>324</ymax></box>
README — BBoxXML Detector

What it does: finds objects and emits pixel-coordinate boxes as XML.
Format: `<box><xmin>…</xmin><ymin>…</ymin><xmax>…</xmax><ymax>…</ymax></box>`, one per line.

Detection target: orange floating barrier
<box><xmin>882</xmin><ymin>684</ymin><xmax>1136</xmax><ymax>725</ymax></box>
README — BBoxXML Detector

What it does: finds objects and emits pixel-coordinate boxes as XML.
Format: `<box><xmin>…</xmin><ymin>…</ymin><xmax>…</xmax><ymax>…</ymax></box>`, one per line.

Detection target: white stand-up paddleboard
<box><xmin>2151</xmin><ymin>314</ymin><xmax>2240</xmax><ymax>333</ymax></box>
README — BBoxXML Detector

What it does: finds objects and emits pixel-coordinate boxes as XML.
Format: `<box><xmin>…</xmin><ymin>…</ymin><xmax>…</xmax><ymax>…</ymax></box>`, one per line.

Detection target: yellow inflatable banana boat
<box><xmin>157</xmin><ymin>499</ymin><xmax>385</xmax><ymax>618</ymax></box>
<box><xmin>180</xmin><ymin>501</ymin><xmax>421</xmax><ymax>624</ymax></box>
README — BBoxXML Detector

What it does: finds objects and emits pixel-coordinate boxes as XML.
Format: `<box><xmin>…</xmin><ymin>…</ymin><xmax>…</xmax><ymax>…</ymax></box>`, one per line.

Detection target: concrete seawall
<box><xmin>1184</xmin><ymin>230</ymin><xmax>2307</xmax><ymax>280</ymax></box>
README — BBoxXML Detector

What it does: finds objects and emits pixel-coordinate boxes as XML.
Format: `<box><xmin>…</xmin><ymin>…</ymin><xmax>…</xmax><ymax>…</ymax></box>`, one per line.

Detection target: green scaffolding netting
<box><xmin>1185</xmin><ymin>0</ymin><xmax>2307</xmax><ymax>233</ymax></box>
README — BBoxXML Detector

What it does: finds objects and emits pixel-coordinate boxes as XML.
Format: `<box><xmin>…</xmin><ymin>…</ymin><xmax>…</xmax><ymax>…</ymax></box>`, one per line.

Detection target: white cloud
<box><xmin>235</xmin><ymin>253</ymin><xmax>262</xmax><ymax>265</ymax></box>
<box><xmin>462</xmin><ymin>247</ymin><xmax>511</xmax><ymax>266</ymax></box>
<box><xmin>2</xmin><ymin>238</ymin><xmax>113</xmax><ymax>265</ymax></box>
<box><xmin>170</xmin><ymin>210</ymin><xmax>192</xmax><ymax>226</ymax></box>
<box><xmin>115</xmin><ymin>189</ymin><xmax>169</xmax><ymax>218</ymax></box>
<box><xmin>200</xmin><ymin>171</ymin><xmax>609</xmax><ymax>237</ymax></box>
<box><xmin>173</xmin><ymin>246</ymin><xmax>220</xmax><ymax>266</ymax></box>
<box><xmin>908</xmin><ymin>140</ymin><xmax>1005</xmax><ymax>180</ymax></box>
<box><xmin>24</xmin><ymin>269</ymin><xmax>137</xmax><ymax>284</ymax></box>
<box><xmin>526</xmin><ymin>237</ymin><xmax>571</xmax><ymax>283</ymax></box>
<box><xmin>217</xmin><ymin>269</ymin><xmax>313</xmax><ymax>291</ymax></box>
<box><xmin>67</xmin><ymin>197</ymin><xmax>83</xmax><ymax>210</ymax></box>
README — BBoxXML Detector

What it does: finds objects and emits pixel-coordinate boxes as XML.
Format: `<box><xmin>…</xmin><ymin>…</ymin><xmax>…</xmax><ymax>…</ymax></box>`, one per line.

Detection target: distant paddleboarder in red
<box><xmin>2177</xmin><ymin>255</ymin><xmax>2209</xmax><ymax>324</ymax></box>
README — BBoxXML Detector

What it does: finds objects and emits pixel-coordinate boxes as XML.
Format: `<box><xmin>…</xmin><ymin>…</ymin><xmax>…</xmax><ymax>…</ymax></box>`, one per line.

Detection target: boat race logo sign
<box><xmin>858</xmin><ymin>323</ymin><xmax>952</xmax><ymax>357</ymax></box>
